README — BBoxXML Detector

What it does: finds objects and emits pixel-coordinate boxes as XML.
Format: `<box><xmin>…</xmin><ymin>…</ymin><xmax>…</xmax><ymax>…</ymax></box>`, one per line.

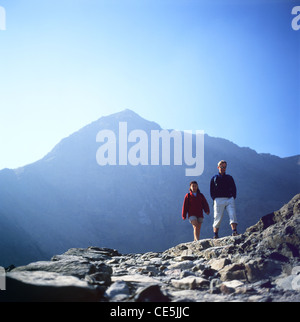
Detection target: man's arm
<box><xmin>210</xmin><ymin>177</ymin><xmax>216</xmax><ymax>200</ymax></box>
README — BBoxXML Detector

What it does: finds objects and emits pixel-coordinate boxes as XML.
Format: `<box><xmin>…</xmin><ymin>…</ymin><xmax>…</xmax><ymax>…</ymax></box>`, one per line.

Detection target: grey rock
<box><xmin>292</xmin><ymin>275</ymin><xmax>300</xmax><ymax>291</ymax></box>
<box><xmin>1</xmin><ymin>194</ymin><xmax>299</xmax><ymax>302</ymax></box>
<box><xmin>219</xmin><ymin>263</ymin><xmax>247</xmax><ymax>282</ymax></box>
<box><xmin>209</xmin><ymin>258</ymin><xmax>231</xmax><ymax>271</ymax></box>
<box><xmin>171</xmin><ymin>276</ymin><xmax>210</xmax><ymax>290</ymax></box>
<box><xmin>104</xmin><ymin>280</ymin><xmax>130</xmax><ymax>301</ymax></box>
<box><xmin>134</xmin><ymin>284</ymin><xmax>170</xmax><ymax>302</ymax></box>
<box><xmin>167</xmin><ymin>260</ymin><xmax>194</xmax><ymax>270</ymax></box>
<box><xmin>3</xmin><ymin>271</ymin><xmax>103</xmax><ymax>302</ymax></box>
<box><xmin>275</xmin><ymin>275</ymin><xmax>295</xmax><ymax>291</ymax></box>
<box><xmin>11</xmin><ymin>258</ymin><xmax>95</xmax><ymax>279</ymax></box>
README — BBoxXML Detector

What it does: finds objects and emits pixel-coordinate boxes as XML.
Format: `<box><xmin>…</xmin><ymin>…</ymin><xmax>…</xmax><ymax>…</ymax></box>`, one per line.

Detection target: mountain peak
<box><xmin>106</xmin><ymin>109</ymin><xmax>157</xmax><ymax>126</ymax></box>
<box><xmin>101</xmin><ymin>108</ymin><xmax>144</xmax><ymax>121</ymax></box>
<box><xmin>119</xmin><ymin>108</ymin><xmax>139</xmax><ymax>115</ymax></box>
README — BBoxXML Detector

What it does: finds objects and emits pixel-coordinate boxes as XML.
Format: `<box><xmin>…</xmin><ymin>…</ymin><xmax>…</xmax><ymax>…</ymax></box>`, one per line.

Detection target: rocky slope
<box><xmin>1</xmin><ymin>109</ymin><xmax>299</xmax><ymax>266</ymax></box>
<box><xmin>1</xmin><ymin>194</ymin><xmax>299</xmax><ymax>302</ymax></box>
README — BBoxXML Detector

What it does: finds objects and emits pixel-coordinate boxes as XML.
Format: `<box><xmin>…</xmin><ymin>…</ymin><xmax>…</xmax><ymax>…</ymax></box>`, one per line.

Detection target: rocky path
<box><xmin>1</xmin><ymin>194</ymin><xmax>299</xmax><ymax>302</ymax></box>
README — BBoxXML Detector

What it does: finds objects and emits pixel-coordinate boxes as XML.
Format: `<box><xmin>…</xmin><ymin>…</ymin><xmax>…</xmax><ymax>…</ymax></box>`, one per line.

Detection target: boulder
<box><xmin>171</xmin><ymin>276</ymin><xmax>210</xmax><ymax>290</ymax></box>
<box><xmin>3</xmin><ymin>271</ymin><xmax>103</xmax><ymax>302</ymax></box>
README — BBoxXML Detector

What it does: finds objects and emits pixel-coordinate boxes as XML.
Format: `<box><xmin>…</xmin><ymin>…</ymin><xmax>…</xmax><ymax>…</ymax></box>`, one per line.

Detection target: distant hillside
<box><xmin>0</xmin><ymin>109</ymin><xmax>299</xmax><ymax>266</ymax></box>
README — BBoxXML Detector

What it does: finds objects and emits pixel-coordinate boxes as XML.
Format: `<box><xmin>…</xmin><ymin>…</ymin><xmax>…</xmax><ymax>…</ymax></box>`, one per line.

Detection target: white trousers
<box><xmin>213</xmin><ymin>197</ymin><xmax>237</xmax><ymax>228</ymax></box>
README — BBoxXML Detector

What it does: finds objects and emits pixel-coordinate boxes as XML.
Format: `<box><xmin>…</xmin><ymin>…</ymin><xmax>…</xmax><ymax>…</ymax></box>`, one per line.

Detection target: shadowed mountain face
<box><xmin>0</xmin><ymin>109</ymin><xmax>299</xmax><ymax>266</ymax></box>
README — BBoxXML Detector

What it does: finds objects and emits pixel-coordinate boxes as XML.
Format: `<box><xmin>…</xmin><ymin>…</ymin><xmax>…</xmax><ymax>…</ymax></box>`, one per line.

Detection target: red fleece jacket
<box><xmin>182</xmin><ymin>191</ymin><xmax>210</xmax><ymax>220</ymax></box>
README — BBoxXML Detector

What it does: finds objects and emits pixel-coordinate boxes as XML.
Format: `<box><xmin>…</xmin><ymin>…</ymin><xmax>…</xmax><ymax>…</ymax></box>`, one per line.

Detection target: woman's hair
<box><xmin>189</xmin><ymin>181</ymin><xmax>198</xmax><ymax>191</ymax></box>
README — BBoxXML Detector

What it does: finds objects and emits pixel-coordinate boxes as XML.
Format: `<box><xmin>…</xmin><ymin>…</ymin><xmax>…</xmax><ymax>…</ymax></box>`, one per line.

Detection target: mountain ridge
<box><xmin>0</xmin><ymin>109</ymin><xmax>299</xmax><ymax>266</ymax></box>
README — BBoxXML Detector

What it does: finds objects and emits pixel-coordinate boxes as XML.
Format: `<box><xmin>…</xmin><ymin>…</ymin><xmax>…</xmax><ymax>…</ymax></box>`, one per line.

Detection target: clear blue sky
<box><xmin>0</xmin><ymin>0</ymin><xmax>299</xmax><ymax>170</ymax></box>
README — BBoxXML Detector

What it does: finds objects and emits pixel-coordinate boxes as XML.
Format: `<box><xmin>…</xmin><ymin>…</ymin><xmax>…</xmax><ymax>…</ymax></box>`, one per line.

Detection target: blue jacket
<box><xmin>210</xmin><ymin>173</ymin><xmax>237</xmax><ymax>200</ymax></box>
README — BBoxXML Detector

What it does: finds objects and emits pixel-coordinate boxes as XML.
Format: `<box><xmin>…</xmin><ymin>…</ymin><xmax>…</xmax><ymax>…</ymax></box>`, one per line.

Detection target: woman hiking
<box><xmin>182</xmin><ymin>181</ymin><xmax>210</xmax><ymax>241</ymax></box>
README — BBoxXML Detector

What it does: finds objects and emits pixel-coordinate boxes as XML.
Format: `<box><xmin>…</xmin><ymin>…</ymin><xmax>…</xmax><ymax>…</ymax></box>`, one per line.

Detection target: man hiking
<box><xmin>210</xmin><ymin>160</ymin><xmax>238</xmax><ymax>238</ymax></box>
<box><xmin>182</xmin><ymin>181</ymin><xmax>210</xmax><ymax>241</ymax></box>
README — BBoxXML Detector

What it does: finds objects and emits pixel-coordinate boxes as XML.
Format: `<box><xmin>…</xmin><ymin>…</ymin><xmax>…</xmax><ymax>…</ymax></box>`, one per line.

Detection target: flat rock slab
<box><xmin>2</xmin><ymin>271</ymin><xmax>103</xmax><ymax>302</ymax></box>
